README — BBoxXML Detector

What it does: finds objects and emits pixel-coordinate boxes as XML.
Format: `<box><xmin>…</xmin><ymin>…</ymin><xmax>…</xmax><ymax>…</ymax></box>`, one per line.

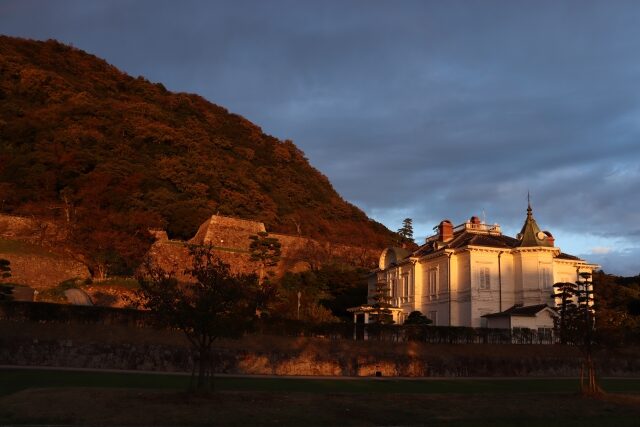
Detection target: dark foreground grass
<box><xmin>1</xmin><ymin>387</ymin><xmax>639</xmax><ymax>427</ymax></box>
<box><xmin>2</xmin><ymin>369</ymin><xmax>640</xmax><ymax>426</ymax></box>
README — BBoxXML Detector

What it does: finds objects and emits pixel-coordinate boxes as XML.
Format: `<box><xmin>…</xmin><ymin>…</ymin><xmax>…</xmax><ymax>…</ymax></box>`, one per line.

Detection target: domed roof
<box><xmin>379</xmin><ymin>247</ymin><xmax>411</xmax><ymax>270</ymax></box>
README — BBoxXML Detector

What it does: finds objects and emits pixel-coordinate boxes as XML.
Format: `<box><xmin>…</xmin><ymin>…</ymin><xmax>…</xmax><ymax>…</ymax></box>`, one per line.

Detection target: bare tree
<box><xmin>136</xmin><ymin>246</ymin><xmax>260</xmax><ymax>392</ymax></box>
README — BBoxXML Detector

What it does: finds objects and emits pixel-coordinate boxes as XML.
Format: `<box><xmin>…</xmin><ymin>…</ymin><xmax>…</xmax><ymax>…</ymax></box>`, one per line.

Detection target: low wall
<box><xmin>0</xmin><ymin>214</ymin><xmax>66</xmax><ymax>243</ymax></box>
<box><xmin>2</xmin><ymin>320</ymin><xmax>639</xmax><ymax>377</ymax></box>
<box><xmin>0</xmin><ymin>215</ymin><xmax>89</xmax><ymax>288</ymax></box>
<box><xmin>0</xmin><ymin>252</ymin><xmax>90</xmax><ymax>289</ymax></box>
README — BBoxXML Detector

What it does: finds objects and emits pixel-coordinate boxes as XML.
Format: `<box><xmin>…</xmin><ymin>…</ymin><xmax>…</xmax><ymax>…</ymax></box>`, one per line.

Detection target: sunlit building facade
<box><xmin>365</xmin><ymin>204</ymin><xmax>598</xmax><ymax>328</ymax></box>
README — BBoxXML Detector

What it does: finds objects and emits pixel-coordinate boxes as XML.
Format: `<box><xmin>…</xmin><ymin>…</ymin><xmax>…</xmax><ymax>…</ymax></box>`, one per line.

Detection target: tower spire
<box><xmin>518</xmin><ymin>194</ymin><xmax>552</xmax><ymax>247</ymax></box>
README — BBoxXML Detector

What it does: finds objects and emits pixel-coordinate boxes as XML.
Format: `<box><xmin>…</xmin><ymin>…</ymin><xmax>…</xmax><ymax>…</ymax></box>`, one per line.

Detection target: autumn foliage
<box><xmin>0</xmin><ymin>36</ymin><xmax>396</xmax><ymax>276</ymax></box>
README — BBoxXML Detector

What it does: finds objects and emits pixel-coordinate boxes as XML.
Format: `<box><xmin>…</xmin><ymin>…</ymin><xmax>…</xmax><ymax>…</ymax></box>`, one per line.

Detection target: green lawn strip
<box><xmin>220</xmin><ymin>377</ymin><xmax>640</xmax><ymax>394</ymax></box>
<box><xmin>0</xmin><ymin>369</ymin><xmax>189</xmax><ymax>395</ymax></box>
<box><xmin>3</xmin><ymin>368</ymin><xmax>640</xmax><ymax>396</ymax></box>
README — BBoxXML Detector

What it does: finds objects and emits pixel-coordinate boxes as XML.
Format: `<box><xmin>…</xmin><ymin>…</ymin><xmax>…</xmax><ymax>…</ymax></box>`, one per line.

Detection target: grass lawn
<box><xmin>1</xmin><ymin>368</ymin><xmax>640</xmax><ymax>426</ymax></box>
<box><xmin>3</xmin><ymin>368</ymin><xmax>640</xmax><ymax>396</ymax></box>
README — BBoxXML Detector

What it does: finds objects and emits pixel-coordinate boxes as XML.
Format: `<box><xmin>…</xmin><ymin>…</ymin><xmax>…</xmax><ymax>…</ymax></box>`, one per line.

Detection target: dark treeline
<box><xmin>593</xmin><ymin>271</ymin><xmax>640</xmax><ymax>339</ymax></box>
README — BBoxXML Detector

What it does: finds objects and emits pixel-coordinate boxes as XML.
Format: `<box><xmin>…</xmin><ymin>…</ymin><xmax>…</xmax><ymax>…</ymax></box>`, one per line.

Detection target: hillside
<box><xmin>593</xmin><ymin>271</ymin><xmax>640</xmax><ymax>337</ymax></box>
<box><xmin>0</xmin><ymin>36</ymin><xmax>396</xmax><ymax>275</ymax></box>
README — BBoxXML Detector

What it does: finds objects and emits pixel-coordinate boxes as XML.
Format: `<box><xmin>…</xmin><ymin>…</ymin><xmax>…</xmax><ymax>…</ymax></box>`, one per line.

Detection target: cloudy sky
<box><xmin>2</xmin><ymin>0</ymin><xmax>639</xmax><ymax>275</ymax></box>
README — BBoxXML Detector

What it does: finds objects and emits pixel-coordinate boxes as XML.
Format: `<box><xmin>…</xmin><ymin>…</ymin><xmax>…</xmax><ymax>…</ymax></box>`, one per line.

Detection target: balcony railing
<box><xmin>453</xmin><ymin>222</ymin><xmax>501</xmax><ymax>234</ymax></box>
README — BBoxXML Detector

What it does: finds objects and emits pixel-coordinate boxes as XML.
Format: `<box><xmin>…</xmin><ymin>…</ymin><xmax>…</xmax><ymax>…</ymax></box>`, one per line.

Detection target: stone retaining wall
<box><xmin>2</xmin><ymin>332</ymin><xmax>639</xmax><ymax>377</ymax></box>
<box><xmin>0</xmin><ymin>214</ymin><xmax>66</xmax><ymax>243</ymax></box>
<box><xmin>0</xmin><ymin>252</ymin><xmax>90</xmax><ymax>289</ymax></box>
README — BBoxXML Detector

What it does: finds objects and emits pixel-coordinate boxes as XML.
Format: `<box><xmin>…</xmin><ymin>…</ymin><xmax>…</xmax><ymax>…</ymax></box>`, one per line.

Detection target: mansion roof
<box><xmin>382</xmin><ymin>204</ymin><xmax>587</xmax><ymax>267</ymax></box>
<box><xmin>415</xmin><ymin>233</ymin><xmax>520</xmax><ymax>256</ymax></box>
<box><xmin>556</xmin><ymin>252</ymin><xmax>582</xmax><ymax>260</ymax></box>
<box><xmin>518</xmin><ymin>202</ymin><xmax>554</xmax><ymax>247</ymax></box>
<box><xmin>482</xmin><ymin>304</ymin><xmax>556</xmax><ymax>318</ymax></box>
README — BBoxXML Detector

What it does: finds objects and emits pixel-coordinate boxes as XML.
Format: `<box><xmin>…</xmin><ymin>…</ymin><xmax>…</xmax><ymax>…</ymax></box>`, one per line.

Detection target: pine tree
<box><xmin>555</xmin><ymin>273</ymin><xmax>600</xmax><ymax>395</ymax></box>
<box><xmin>0</xmin><ymin>258</ymin><xmax>13</xmax><ymax>301</ymax></box>
<box><xmin>248</xmin><ymin>232</ymin><xmax>282</xmax><ymax>316</ymax></box>
<box><xmin>248</xmin><ymin>232</ymin><xmax>282</xmax><ymax>283</ymax></box>
<box><xmin>574</xmin><ymin>272</ymin><xmax>600</xmax><ymax>395</ymax></box>
<box><xmin>551</xmin><ymin>281</ymin><xmax>578</xmax><ymax>344</ymax></box>
<box><xmin>370</xmin><ymin>280</ymin><xmax>394</xmax><ymax>324</ymax></box>
<box><xmin>397</xmin><ymin>218</ymin><xmax>414</xmax><ymax>245</ymax></box>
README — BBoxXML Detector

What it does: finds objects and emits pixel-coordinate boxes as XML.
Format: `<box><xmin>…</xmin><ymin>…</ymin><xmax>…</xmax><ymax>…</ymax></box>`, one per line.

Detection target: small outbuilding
<box><xmin>481</xmin><ymin>304</ymin><xmax>557</xmax><ymax>330</ymax></box>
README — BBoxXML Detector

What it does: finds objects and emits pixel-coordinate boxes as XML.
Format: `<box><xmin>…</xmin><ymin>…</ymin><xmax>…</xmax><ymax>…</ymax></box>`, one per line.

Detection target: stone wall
<box><xmin>146</xmin><ymin>239</ymin><xmax>258</xmax><ymax>282</ymax></box>
<box><xmin>3</xmin><ymin>319</ymin><xmax>640</xmax><ymax>378</ymax></box>
<box><xmin>189</xmin><ymin>215</ymin><xmax>266</xmax><ymax>250</ymax></box>
<box><xmin>2</xmin><ymin>321</ymin><xmax>640</xmax><ymax>377</ymax></box>
<box><xmin>0</xmin><ymin>213</ymin><xmax>379</xmax><ymax>289</ymax></box>
<box><xmin>0</xmin><ymin>252</ymin><xmax>90</xmax><ymax>290</ymax></box>
<box><xmin>0</xmin><ymin>214</ymin><xmax>89</xmax><ymax>289</ymax></box>
<box><xmin>148</xmin><ymin>214</ymin><xmax>379</xmax><ymax>279</ymax></box>
<box><xmin>0</xmin><ymin>214</ymin><xmax>67</xmax><ymax>244</ymax></box>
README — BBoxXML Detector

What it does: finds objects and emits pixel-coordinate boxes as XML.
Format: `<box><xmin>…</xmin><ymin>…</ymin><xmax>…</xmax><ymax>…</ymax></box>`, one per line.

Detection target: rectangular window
<box><xmin>540</xmin><ymin>266</ymin><xmax>552</xmax><ymax>289</ymax></box>
<box><xmin>403</xmin><ymin>275</ymin><xmax>409</xmax><ymax>298</ymax></box>
<box><xmin>410</xmin><ymin>271</ymin><xmax>415</xmax><ymax>297</ymax></box>
<box><xmin>428</xmin><ymin>268</ymin><xmax>438</xmax><ymax>296</ymax></box>
<box><xmin>479</xmin><ymin>267</ymin><xmax>491</xmax><ymax>290</ymax></box>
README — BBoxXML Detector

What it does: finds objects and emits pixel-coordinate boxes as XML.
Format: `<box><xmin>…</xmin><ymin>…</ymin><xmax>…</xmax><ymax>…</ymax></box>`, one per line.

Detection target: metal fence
<box><xmin>256</xmin><ymin>320</ymin><xmax>557</xmax><ymax>344</ymax></box>
<box><xmin>2</xmin><ymin>301</ymin><xmax>636</xmax><ymax>346</ymax></box>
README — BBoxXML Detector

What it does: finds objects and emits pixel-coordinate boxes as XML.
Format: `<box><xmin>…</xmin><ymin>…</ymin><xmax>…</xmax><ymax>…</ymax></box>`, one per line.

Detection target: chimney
<box><xmin>438</xmin><ymin>220</ymin><xmax>453</xmax><ymax>242</ymax></box>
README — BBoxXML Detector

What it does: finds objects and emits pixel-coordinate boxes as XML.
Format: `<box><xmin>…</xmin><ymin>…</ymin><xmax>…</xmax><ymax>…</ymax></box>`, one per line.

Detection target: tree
<box><xmin>0</xmin><ymin>258</ymin><xmax>13</xmax><ymax>300</ymax></box>
<box><xmin>274</xmin><ymin>270</ymin><xmax>335</xmax><ymax>323</ymax></box>
<box><xmin>136</xmin><ymin>246</ymin><xmax>260</xmax><ymax>392</ymax></box>
<box><xmin>574</xmin><ymin>272</ymin><xmax>600</xmax><ymax>395</ymax></box>
<box><xmin>551</xmin><ymin>281</ymin><xmax>578</xmax><ymax>344</ymax></box>
<box><xmin>554</xmin><ymin>273</ymin><xmax>601</xmax><ymax>395</ymax></box>
<box><xmin>591</xmin><ymin>271</ymin><xmax>640</xmax><ymax>343</ymax></box>
<box><xmin>249</xmin><ymin>231</ymin><xmax>282</xmax><ymax>283</ymax></box>
<box><xmin>404</xmin><ymin>310</ymin><xmax>432</xmax><ymax>325</ymax></box>
<box><xmin>397</xmin><ymin>218</ymin><xmax>414</xmax><ymax>245</ymax></box>
<box><xmin>0</xmin><ymin>258</ymin><xmax>10</xmax><ymax>280</ymax></box>
<box><xmin>248</xmin><ymin>232</ymin><xmax>282</xmax><ymax>317</ymax></box>
<box><xmin>404</xmin><ymin>310</ymin><xmax>432</xmax><ymax>341</ymax></box>
<box><xmin>319</xmin><ymin>265</ymin><xmax>369</xmax><ymax>321</ymax></box>
<box><xmin>370</xmin><ymin>280</ymin><xmax>394</xmax><ymax>324</ymax></box>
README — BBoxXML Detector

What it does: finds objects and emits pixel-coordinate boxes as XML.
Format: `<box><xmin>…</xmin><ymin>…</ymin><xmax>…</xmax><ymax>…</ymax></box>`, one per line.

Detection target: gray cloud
<box><xmin>2</xmin><ymin>0</ymin><xmax>640</xmax><ymax>274</ymax></box>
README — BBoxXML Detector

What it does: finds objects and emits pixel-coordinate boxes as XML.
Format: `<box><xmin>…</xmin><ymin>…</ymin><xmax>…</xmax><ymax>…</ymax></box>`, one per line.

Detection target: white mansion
<box><xmin>362</xmin><ymin>204</ymin><xmax>598</xmax><ymax>328</ymax></box>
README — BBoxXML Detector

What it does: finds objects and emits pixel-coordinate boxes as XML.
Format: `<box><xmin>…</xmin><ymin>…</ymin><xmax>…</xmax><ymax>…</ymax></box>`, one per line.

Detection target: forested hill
<box><xmin>0</xmin><ymin>36</ymin><xmax>396</xmax><ymax>274</ymax></box>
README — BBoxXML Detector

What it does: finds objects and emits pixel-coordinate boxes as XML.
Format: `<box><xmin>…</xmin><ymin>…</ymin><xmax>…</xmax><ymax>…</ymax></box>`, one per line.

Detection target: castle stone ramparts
<box><xmin>148</xmin><ymin>214</ymin><xmax>379</xmax><ymax>279</ymax></box>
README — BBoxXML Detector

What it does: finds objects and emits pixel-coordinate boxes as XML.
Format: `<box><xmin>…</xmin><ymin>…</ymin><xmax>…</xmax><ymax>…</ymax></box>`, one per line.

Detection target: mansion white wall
<box><xmin>368</xmin><ymin>261</ymin><xmax>416</xmax><ymax>324</ymax></box>
<box><xmin>417</xmin><ymin>256</ymin><xmax>450</xmax><ymax>326</ymax></box>
<box><xmin>369</xmin><ymin>246</ymin><xmax>596</xmax><ymax>328</ymax></box>
<box><xmin>512</xmin><ymin>249</ymin><xmax>556</xmax><ymax>307</ymax></box>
